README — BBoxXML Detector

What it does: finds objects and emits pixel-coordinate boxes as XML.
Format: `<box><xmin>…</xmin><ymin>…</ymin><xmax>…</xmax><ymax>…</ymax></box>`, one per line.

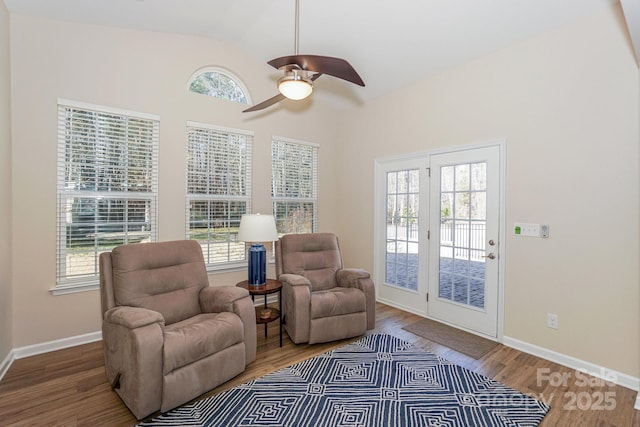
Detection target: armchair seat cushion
<box><xmin>163</xmin><ymin>312</ymin><xmax>244</xmax><ymax>375</ymax></box>
<box><xmin>310</xmin><ymin>287</ymin><xmax>366</xmax><ymax>319</ymax></box>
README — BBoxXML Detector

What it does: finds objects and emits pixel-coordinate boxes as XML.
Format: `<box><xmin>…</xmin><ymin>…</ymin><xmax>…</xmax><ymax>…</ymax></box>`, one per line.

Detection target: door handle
<box><xmin>484</xmin><ymin>253</ymin><xmax>496</xmax><ymax>260</ymax></box>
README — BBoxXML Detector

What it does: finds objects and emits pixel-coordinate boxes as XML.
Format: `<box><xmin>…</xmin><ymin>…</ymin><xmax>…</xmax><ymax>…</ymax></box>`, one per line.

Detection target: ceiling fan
<box><xmin>243</xmin><ymin>0</ymin><xmax>365</xmax><ymax>113</ymax></box>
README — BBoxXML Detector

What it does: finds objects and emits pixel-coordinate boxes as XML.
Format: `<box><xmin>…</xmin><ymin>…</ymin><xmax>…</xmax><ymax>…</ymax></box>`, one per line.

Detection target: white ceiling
<box><xmin>3</xmin><ymin>0</ymin><xmax>623</xmax><ymax>107</ymax></box>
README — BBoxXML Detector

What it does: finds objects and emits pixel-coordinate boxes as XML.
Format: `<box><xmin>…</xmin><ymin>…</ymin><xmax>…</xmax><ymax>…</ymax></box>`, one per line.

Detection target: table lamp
<box><xmin>237</xmin><ymin>213</ymin><xmax>279</xmax><ymax>286</ymax></box>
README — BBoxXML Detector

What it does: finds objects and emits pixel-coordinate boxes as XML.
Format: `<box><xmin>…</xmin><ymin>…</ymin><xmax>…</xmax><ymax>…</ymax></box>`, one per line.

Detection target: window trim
<box><xmin>54</xmin><ymin>99</ymin><xmax>159</xmax><ymax>295</ymax></box>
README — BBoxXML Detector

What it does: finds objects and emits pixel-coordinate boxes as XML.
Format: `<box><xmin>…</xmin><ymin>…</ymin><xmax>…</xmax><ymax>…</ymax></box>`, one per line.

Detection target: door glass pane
<box><xmin>441</xmin><ymin>166</ymin><xmax>454</xmax><ymax>191</ymax></box>
<box><xmin>385</xmin><ymin>169</ymin><xmax>419</xmax><ymax>291</ymax></box>
<box><xmin>439</xmin><ymin>162</ymin><xmax>487</xmax><ymax>309</ymax></box>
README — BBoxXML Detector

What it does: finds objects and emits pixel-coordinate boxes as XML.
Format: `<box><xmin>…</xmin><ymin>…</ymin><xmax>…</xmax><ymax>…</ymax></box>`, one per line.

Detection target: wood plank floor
<box><xmin>0</xmin><ymin>302</ymin><xmax>638</xmax><ymax>426</ymax></box>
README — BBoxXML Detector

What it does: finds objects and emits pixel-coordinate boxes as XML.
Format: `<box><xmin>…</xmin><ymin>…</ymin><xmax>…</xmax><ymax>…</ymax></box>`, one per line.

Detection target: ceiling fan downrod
<box><xmin>279</xmin><ymin>0</ymin><xmax>312</xmax><ymax>100</ymax></box>
<box><xmin>294</xmin><ymin>0</ymin><xmax>300</xmax><ymax>55</ymax></box>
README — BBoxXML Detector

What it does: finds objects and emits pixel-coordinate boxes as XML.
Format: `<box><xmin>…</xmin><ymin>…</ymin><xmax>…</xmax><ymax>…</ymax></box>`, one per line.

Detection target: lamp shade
<box><xmin>237</xmin><ymin>214</ymin><xmax>279</xmax><ymax>242</ymax></box>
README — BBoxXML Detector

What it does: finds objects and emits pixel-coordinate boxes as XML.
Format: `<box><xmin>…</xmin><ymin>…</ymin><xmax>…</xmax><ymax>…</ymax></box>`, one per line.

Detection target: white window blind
<box><xmin>56</xmin><ymin>100</ymin><xmax>158</xmax><ymax>293</ymax></box>
<box><xmin>186</xmin><ymin>122</ymin><xmax>252</xmax><ymax>268</ymax></box>
<box><xmin>271</xmin><ymin>137</ymin><xmax>318</xmax><ymax>234</ymax></box>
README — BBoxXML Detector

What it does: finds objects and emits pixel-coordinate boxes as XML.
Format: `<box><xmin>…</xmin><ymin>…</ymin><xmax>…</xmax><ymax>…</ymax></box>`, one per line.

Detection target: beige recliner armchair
<box><xmin>99</xmin><ymin>240</ymin><xmax>256</xmax><ymax>420</ymax></box>
<box><xmin>275</xmin><ymin>233</ymin><xmax>375</xmax><ymax>344</ymax></box>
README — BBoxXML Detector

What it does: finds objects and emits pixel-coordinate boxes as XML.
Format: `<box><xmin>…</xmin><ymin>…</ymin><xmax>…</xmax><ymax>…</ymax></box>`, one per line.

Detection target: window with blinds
<box><xmin>271</xmin><ymin>137</ymin><xmax>318</xmax><ymax>234</ymax></box>
<box><xmin>56</xmin><ymin>100</ymin><xmax>158</xmax><ymax>293</ymax></box>
<box><xmin>186</xmin><ymin>122</ymin><xmax>252</xmax><ymax>268</ymax></box>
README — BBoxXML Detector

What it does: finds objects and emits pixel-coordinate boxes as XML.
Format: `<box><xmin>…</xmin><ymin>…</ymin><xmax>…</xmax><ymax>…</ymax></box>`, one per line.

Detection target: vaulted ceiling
<box><xmin>4</xmin><ymin>0</ymin><xmax>630</xmax><ymax>108</ymax></box>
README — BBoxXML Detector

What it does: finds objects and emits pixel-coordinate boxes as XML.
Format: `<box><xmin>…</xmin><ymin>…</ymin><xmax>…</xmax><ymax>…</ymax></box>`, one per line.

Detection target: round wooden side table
<box><xmin>236</xmin><ymin>279</ymin><xmax>282</xmax><ymax>347</ymax></box>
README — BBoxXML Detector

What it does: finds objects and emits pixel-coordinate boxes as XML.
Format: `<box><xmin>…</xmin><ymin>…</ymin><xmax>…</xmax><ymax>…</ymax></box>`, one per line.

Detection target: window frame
<box><xmin>271</xmin><ymin>136</ymin><xmax>319</xmax><ymax>235</ymax></box>
<box><xmin>55</xmin><ymin>99</ymin><xmax>159</xmax><ymax>295</ymax></box>
<box><xmin>185</xmin><ymin>121</ymin><xmax>253</xmax><ymax>272</ymax></box>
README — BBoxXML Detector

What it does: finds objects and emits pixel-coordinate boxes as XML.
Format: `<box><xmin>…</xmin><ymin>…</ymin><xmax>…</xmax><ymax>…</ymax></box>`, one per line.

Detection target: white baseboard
<box><xmin>636</xmin><ymin>395</ymin><xmax>640</xmax><ymax>411</ymax></box>
<box><xmin>503</xmin><ymin>336</ymin><xmax>640</xmax><ymax>393</ymax></box>
<box><xmin>12</xmin><ymin>331</ymin><xmax>102</xmax><ymax>360</ymax></box>
<box><xmin>0</xmin><ymin>349</ymin><xmax>15</xmax><ymax>383</ymax></box>
<box><xmin>0</xmin><ymin>332</ymin><xmax>102</xmax><ymax>384</ymax></box>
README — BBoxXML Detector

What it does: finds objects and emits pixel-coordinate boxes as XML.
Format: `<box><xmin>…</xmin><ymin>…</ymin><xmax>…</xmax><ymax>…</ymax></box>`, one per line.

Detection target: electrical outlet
<box><xmin>540</xmin><ymin>224</ymin><xmax>549</xmax><ymax>238</ymax></box>
<box><xmin>547</xmin><ymin>313</ymin><xmax>558</xmax><ymax>329</ymax></box>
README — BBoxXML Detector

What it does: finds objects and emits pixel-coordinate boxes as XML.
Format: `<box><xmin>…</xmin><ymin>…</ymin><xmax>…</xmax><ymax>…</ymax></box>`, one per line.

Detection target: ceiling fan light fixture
<box><xmin>278</xmin><ymin>69</ymin><xmax>313</xmax><ymax>100</ymax></box>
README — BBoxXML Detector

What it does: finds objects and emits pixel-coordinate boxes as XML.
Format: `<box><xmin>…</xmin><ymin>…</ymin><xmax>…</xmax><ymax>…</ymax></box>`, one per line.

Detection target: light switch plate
<box><xmin>514</xmin><ymin>223</ymin><xmax>540</xmax><ymax>237</ymax></box>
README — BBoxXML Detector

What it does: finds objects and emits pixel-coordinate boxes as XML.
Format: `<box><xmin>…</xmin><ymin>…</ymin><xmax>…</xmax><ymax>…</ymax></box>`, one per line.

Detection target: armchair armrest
<box><xmin>279</xmin><ymin>274</ymin><xmax>312</xmax><ymax>344</ymax></box>
<box><xmin>199</xmin><ymin>286</ymin><xmax>249</xmax><ymax>313</ymax></box>
<box><xmin>279</xmin><ymin>273</ymin><xmax>312</xmax><ymax>287</ymax></box>
<box><xmin>102</xmin><ymin>306</ymin><xmax>165</xmax><ymax>419</ymax></box>
<box><xmin>336</xmin><ymin>268</ymin><xmax>376</xmax><ymax>331</ymax></box>
<box><xmin>336</xmin><ymin>268</ymin><xmax>370</xmax><ymax>289</ymax></box>
<box><xmin>199</xmin><ymin>286</ymin><xmax>256</xmax><ymax>365</ymax></box>
<box><xmin>104</xmin><ymin>306</ymin><xmax>165</xmax><ymax>329</ymax></box>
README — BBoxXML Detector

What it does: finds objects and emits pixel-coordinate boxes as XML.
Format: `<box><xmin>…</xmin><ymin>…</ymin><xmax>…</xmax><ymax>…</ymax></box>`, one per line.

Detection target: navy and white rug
<box><xmin>138</xmin><ymin>333</ymin><xmax>549</xmax><ymax>426</ymax></box>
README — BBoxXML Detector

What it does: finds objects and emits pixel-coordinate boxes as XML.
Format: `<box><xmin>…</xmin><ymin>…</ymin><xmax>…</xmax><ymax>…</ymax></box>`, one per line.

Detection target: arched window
<box><xmin>188</xmin><ymin>67</ymin><xmax>250</xmax><ymax>104</ymax></box>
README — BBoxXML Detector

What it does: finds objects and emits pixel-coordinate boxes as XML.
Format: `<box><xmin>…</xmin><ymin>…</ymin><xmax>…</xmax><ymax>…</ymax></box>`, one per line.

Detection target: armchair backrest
<box><xmin>99</xmin><ymin>240</ymin><xmax>209</xmax><ymax>325</ymax></box>
<box><xmin>275</xmin><ymin>233</ymin><xmax>343</xmax><ymax>291</ymax></box>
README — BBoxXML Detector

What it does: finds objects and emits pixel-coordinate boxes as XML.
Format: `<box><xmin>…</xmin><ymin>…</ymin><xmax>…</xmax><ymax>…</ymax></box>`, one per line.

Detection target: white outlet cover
<box><xmin>547</xmin><ymin>313</ymin><xmax>558</xmax><ymax>329</ymax></box>
<box><xmin>540</xmin><ymin>224</ymin><xmax>549</xmax><ymax>238</ymax></box>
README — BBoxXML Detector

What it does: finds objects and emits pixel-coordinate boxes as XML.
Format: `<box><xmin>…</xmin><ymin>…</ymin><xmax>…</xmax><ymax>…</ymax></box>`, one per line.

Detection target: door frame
<box><xmin>373</xmin><ymin>139</ymin><xmax>506</xmax><ymax>342</ymax></box>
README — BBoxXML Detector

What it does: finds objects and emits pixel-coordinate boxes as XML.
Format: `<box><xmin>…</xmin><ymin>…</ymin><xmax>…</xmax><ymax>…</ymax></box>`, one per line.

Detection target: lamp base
<box><xmin>248</xmin><ymin>243</ymin><xmax>267</xmax><ymax>285</ymax></box>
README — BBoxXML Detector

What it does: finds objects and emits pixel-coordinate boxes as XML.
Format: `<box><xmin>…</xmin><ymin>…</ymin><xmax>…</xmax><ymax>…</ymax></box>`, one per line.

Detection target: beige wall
<box><xmin>0</xmin><ymin>1</ymin><xmax>13</xmax><ymax>362</ymax></box>
<box><xmin>9</xmin><ymin>14</ymin><xmax>339</xmax><ymax>347</ymax></box>
<box><xmin>337</xmin><ymin>4</ymin><xmax>639</xmax><ymax>377</ymax></box>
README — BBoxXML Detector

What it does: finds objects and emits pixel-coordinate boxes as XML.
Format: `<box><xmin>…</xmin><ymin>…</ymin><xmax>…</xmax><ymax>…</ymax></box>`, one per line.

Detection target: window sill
<box><xmin>50</xmin><ymin>282</ymin><xmax>99</xmax><ymax>296</ymax></box>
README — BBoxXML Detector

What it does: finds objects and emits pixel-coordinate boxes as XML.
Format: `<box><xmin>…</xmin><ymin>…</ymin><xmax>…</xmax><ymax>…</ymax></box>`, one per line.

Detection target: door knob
<box><xmin>488</xmin><ymin>239</ymin><xmax>495</xmax><ymax>246</ymax></box>
<box><xmin>484</xmin><ymin>253</ymin><xmax>496</xmax><ymax>260</ymax></box>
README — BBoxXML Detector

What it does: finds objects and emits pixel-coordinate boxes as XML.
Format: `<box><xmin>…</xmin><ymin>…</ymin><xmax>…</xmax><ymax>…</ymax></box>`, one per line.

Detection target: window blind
<box><xmin>186</xmin><ymin>122</ymin><xmax>253</xmax><ymax>268</ymax></box>
<box><xmin>56</xmin><ymin>100</ymin><xmax>159</xmax><ymax>292</ymax></box>
<box><xmin>271</xmin><ymin>137</ymin><xmax>318</xmax><ymax>234</ymax></box>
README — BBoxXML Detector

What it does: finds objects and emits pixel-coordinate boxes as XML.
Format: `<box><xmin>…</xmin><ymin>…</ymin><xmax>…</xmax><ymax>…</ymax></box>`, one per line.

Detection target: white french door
<box><xmin>427</xmin><ymin>145</ymin><xmax>501</xmax><ymax>337</ymax></box>
<box><xmin>375</xmin><ymin>143</ymin><xmax>503</xmax><ymax>338</ymax></box>
<box><xmin>375</xmin><ymin>157</ymin><xmax>429</xmax><ymax>315</ymax></box>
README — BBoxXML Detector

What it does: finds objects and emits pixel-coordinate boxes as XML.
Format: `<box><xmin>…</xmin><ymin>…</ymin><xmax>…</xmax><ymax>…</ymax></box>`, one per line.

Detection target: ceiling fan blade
<box><xmin>243</xmin><ymin>93</ymin><xmax>286</xmax><ymax>112</ymax></box>
<box><xmin>268</xmin><ymin>55</ymin><xmax>365</xmax><ymax>86</ymax></box>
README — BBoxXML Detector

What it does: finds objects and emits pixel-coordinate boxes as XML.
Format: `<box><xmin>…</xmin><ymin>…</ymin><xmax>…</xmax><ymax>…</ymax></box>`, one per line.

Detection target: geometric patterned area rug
<box><xmin>138</xmin><ymin>333</ymin><xmax>549</xmax><ymax>427</ymax></box>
